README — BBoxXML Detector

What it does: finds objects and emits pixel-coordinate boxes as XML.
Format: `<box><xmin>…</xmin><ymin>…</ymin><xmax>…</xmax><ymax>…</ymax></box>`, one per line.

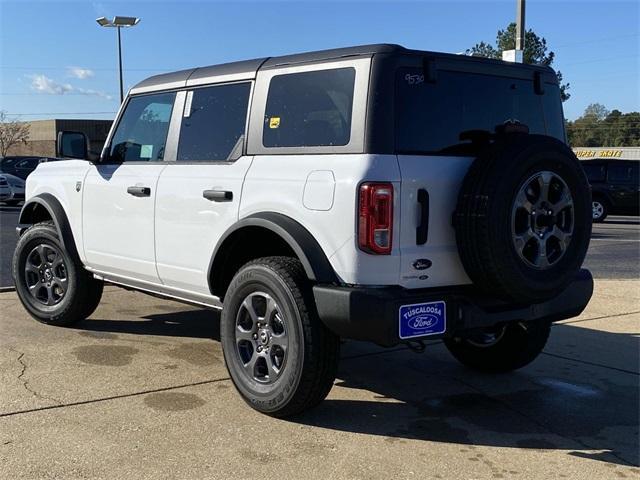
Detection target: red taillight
<box><xmin>358</xmin><ymin>182</ymin><xmax>393</xmax><ymax>255</ymax></box>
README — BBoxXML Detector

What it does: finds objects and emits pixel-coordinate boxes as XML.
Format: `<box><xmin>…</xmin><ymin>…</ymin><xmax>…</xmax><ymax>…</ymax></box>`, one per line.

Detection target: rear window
<box><xmin>263</xmin><ymin>68</ymin><xmax>355</xmax><ymax>148</ymax></box>
<box><xmin>396</xmin><ymin>68</ymin><xmax>565</xmax><ymax>155</ymax></box>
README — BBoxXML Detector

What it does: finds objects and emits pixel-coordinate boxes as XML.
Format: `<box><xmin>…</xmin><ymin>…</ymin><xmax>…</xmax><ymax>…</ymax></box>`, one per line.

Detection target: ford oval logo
<box><xmin>412</xmin><ymin>258</ymin><xmax>432</xmax><ymax>270</ymax></box>
<box><xmin>409</xmin><ymin>314</ymin><xmax>439</xmax><ymax>330</ymax></box>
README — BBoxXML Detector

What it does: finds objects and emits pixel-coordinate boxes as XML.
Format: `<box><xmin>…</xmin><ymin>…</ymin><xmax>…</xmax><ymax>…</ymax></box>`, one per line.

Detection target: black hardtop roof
<box><xmin>132</xmin><ymin>43</ymin><xmax>555</xmax><ymax>93</ymax></box>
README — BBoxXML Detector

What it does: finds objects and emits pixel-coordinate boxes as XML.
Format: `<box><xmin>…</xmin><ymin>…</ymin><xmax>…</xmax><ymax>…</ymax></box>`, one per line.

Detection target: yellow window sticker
<box><xmin>269</xmin><ymin>117</ymin><xmax>281</xmax><ymax>129</ymax></box>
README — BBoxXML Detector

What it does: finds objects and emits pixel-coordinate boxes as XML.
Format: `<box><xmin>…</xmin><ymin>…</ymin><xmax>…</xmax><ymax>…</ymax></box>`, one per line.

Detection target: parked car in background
<box><xmin>0</xmin><ymin>175</ymin><xmax>10</xmax><ymax>202</ymax></box>
<box><xmin>0</xmin><ymin>173</ymin><xmax>26</xmax><ymax>205</ymax></box>
<box><xmin>581</xmin><ymin>159</ymin><xmax>640</xmax><ymax>222</ymax></box>
<box><xmin>0</xmin><ymin>156</ymin><xmax>60</xmax><ymax>180</ymax></box>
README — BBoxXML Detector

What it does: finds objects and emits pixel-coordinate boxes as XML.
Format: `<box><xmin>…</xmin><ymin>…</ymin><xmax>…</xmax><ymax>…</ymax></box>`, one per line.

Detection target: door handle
<box><xmin>416</xmin><ymin>188</ymin><xmax>429</xmax><ymax>245</ymax></box>
<box><xmin>127</xmin><ymin>186</ymin><xmax>151</xmax><ymax>197</ymax></box>
<box><xmin>203</xmin><ymin>190</ymin><xmax>233</xmax><ymax>202</ymax></box>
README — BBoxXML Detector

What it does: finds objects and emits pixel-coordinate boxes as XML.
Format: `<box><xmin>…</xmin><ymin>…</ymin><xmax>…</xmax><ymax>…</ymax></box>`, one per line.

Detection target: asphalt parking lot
<box><xmin>0</xmin><ymin>206</ymin><xmax>639</xmax><ymax>479</ymax></box>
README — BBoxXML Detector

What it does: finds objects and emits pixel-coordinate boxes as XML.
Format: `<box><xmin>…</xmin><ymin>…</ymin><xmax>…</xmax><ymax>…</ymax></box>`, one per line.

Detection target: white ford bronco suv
<box><xmin>13</xmin><ymin>44</ymin><xmax>593</xmax><ymax>417</ymax></box>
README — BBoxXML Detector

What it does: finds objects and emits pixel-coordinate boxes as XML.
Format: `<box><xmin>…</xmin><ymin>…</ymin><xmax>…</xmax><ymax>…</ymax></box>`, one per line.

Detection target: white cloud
<box><xmin>68</xmin><ymin>67</ymin><xmax>95</xmax><ymax>80</ymax></box>
<box><xmin>29</xmin><ymin>74</ymin><xmax>113</xmax><ymax>100</ymax></box>
<box><xmin>30</xmin><ymin>74</ymin><xmax>73</xmax><ymax>95</ymax></box>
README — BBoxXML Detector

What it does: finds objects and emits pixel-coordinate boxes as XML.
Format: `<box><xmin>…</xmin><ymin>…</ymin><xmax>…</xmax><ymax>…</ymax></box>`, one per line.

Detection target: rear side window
<box><xmin>177</xmin><ymin>82</ymin><xmax>251</xmax><ymax>162</ymax></box>
<box><xmin>263</xmin><ymin>68</ymin><xmax>355</xmax><ymax>148</ymax></box>
<box><xmin>396</xmin><ymin>69</ymin><xmax>564</xmax><ymax>154</ymax></box>
<box><xmin>582</xmin><ymin>164</ymin><xmax>606</xmax><ymax>183</ymax></box>
<box><xmin>109</xmin><ymin>92</ymin><xmax>175</xmax><ymax>162</ymax></box>
<box><xmin>608</xmin><ymin>164</ymin><xmax>639</xmax><ymax>183</ymax></box>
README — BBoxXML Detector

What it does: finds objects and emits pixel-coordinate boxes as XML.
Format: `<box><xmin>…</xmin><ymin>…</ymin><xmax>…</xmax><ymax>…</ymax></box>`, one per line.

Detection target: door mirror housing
<box><xmin>57</xmin><ymin>131</ymin><xmax>90</xmax><ymax>159</ymax></box>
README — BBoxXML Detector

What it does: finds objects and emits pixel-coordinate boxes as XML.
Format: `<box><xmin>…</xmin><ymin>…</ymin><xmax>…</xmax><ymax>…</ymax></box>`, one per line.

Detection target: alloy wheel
<box><xmin>24</xmin><ymin>243</ymin><xmax>68</xmax><ymax>305</ymax></box>
<box><xmin>511</xmin><ymin>171</ymin><xmax>574</xmax><ymax>269</ymax></box>
<box><xmin>592</xmin><ymin>201</ymin><xmax>604</xmax><ymax>220</ymax></box>
<box><xmin>234</xmin><ymin>291</ymin><xmax>288</xmax><ymax>384</ymax></box>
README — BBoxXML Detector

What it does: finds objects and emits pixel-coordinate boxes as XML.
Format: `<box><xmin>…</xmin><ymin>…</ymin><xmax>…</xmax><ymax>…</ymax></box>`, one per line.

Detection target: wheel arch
<box><xmin>18</xmin><ymin>194</ymin><xmax>81</xmax><ymax>264</ymax></box>
<box><xmin>208</xmin><ymin>212</ymin><xmax>339</xmax><ymax>300</ymax></box>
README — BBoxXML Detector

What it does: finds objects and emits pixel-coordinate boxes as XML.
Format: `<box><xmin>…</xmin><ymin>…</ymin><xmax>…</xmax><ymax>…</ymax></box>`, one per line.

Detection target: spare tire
<box><xmin>454</xmin><ymin>134</ymin><xmax>592</xmax><ymax>303</ymax></box>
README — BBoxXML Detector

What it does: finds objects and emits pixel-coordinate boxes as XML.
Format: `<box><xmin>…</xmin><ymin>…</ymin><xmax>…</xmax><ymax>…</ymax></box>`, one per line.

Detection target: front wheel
<box><xmin>592</xmin><ymin>198</ymin><xmax>608</xmax><ymax>223</ymax></box>
<box><xmin>221</xmin><ymin>256</ymin><xmax>340</xmax><ymax>417</ymax></box>
<box><xmin>444</xmin><ymin>321</ymin><xmax>551</xmax><ymax>373</ymax></box>
<box><xmin>13</xmin><ymin>222</ymin><xmax>103</xmax><ymax>326</ymax></box>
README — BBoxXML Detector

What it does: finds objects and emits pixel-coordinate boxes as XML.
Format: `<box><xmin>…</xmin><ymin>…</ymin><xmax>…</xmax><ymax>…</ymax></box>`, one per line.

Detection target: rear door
<box><xmin>394</xmin><ymin>66</ymin><xmax>564</xmax><ymax>289</ymax></box>
<box><xmin>154</xmin><ymin>81</ymin><xmax>253</xmax><ymax>294</ymax></box>
<box><xmin>82</xmin><ymin>91</ymin><xmax>176</xmax><ymax>283</ymax></box>
<box><xmin>607</xmin><ymin>162</ymin><xmax>640</xmax><ymax>210</ymax></box>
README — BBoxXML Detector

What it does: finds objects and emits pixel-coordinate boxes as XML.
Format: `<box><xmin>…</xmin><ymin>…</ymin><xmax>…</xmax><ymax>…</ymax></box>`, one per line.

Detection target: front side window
<box><xmin>177</xmin><ymin>82</ymin><xmax>251</xmax><ymax>161</ymax></box>
<box><xmin>607</xmin><ymin>164</ymin><xmax>638</xmax><ymax>183</ymax></box>
<box><xmin>396</xmin><ymin>69</ymin><xmax>564</xmax><ymax>155</ymax></box>
<box><xmin>263</xmin><ymin>67</ymin><xmax>356</xmax><ymax>148</ymax></box>
<box><xmin>109</xmin><ymin>92</ymin><xmax>176</xmax><ymax>162</ymax></box>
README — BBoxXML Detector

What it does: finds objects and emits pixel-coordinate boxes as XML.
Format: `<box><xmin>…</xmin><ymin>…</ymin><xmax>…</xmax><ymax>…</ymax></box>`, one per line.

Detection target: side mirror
<box><xmin>57</xmin><ymin>131</ymin><xmax>90</xmax><ymax>160</ymax></box>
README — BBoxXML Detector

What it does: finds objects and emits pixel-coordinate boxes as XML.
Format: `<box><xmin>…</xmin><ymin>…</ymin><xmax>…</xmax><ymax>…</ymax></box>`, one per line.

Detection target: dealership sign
<box><xmin>575</xmin><ymin>149</ymin><xmax>623</xmax><ymax>158</ymax></box>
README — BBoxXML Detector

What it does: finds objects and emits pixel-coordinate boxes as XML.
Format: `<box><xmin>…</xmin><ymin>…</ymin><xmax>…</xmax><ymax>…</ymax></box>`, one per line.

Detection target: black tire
<box><xmin>591</xmin><ymin>197</ymin><xmax>609</xmax><ymax>223</ymax></box>
<box><xmin>454</xmin><ymin>134</ymin><xmax>592</xmax><ymax>303</ymax></box>
<box><xmin>444</xmin><ymin>321</ymin><xmax>551</xmax><ymax>373</ymax></box>
<box><xmin>12</xmin><ymin>222</ymin><xmax>103</xmax><ymax>326</ymax></box>
<box><xmin>221</xmin><ymin>256</ymin><xmax>340</xmax><ymax>417</ymax></box>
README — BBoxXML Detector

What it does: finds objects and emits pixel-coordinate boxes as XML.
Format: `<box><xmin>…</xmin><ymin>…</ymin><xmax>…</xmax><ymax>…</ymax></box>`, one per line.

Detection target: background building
<box><xmin>6</xmin><ymin>119</ymin><xmax>112</xmax><ymax>157</ymax></box>
<box><xmin>573</xmin><ymin>147</ymin><xmax>640</xmax><ymax>162</ymax></box>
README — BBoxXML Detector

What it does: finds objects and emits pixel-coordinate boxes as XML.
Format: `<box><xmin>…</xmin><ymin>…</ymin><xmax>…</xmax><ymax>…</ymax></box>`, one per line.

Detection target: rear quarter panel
<box><xmin>240</xmin><ymin>154</ymin><xmax>402</xmax><ymax>285</ymax></box>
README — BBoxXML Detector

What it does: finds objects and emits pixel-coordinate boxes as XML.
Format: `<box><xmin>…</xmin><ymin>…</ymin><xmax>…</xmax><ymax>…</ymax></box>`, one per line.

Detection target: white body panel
<box><xmin>25</xmin><ymin>154</ymin><xmax>474</xmax><ymax>293</ymax></box>
<box><xmin>240</xmin><ymin>154</ymin><xmax>402</xmax><ymax>286</ymax></box>
<box><xmin>24</xmin><ymin>160</ymin><xmax>91</xmax><ymax>260</ymax></box>
<box><xmin>82</xmin><ymin>163</ymin><xmax>166</xmax><ymax>283</ymax></box>
<box><xmin>396</xmin><ymin>155</ymin><xmax>474</xmax><ymax>289</ymax></box>
<box><xmin>154</xmin><ymin>156</ymin><xmax>253</xmax><ymax>293</ymax></box>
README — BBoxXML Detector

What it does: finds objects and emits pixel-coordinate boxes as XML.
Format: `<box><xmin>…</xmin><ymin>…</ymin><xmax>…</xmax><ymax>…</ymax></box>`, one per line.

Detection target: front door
<box><xmin>155</xmin><ymin>82</ymin><xmax>253</xmax><ymax>294</ymax></box>
<box><xmin>82</xmin><ymin>91</ymin><xmax>177</xmax><ymax>284</ymax></box>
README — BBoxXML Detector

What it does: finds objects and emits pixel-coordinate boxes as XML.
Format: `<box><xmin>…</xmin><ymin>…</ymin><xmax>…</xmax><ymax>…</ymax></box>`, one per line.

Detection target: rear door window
<box><xmin>396</xmin><ymin>68</ymin><xmax>564</xmax><ymax>155</ymax></box>
<box><xmin>109</xmin><ymin>92</ymin><xmax>176</xmax><ymax>162</ymax></box>
<box><xmin>263</xmin><ymin>68</ymin><xmax>356</xmax><ymax>148</ymax></box>
<box><xmin>583</xmin><ymin>164</ymin><xmax>606</xmax><ymax>183</ymax></box>
<box><xmin>177</xmin><ymin>82</ymin><xmax>251</xmax><ymax>162</ymax></box>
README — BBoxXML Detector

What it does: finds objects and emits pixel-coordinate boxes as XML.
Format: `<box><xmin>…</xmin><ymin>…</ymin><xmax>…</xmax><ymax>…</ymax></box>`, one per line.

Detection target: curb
<box><xmin>0</xmin><ymin>286</ymin><xmax>16</xmax><ymax>293</ymax></box>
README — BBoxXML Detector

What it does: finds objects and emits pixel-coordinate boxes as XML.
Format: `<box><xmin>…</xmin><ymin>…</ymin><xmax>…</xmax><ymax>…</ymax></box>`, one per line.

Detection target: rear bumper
<box><xmin>313</xmin><ymin>269</ymin><xmax>594</xmax><ymax>347</ymax></box>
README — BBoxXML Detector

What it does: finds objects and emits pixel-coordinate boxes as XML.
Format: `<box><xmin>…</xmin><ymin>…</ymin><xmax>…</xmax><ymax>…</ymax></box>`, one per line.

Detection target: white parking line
<box><xmin>590</xmin><ymin>238</ymin><xmax>640</xmax><ymax>242</ymax></box>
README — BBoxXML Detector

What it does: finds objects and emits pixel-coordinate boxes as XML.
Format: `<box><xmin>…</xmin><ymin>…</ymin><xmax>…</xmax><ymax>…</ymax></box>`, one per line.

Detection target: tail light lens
<box><xmin>358</xmin><ymin>182</ymin><xmax>393</xmax><ymax>254</ymax></box>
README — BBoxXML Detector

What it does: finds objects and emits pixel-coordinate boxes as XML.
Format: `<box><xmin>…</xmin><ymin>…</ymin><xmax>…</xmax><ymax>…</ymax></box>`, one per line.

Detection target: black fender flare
<box><xmin>18</xmin><ymin>193</ymin><xmax>82</xmax><ymax>264</ymax></box>
<box><xmin>208</xmin><ymin>212</ymin><xmax>339</xmax><ymax>294</ymax></box>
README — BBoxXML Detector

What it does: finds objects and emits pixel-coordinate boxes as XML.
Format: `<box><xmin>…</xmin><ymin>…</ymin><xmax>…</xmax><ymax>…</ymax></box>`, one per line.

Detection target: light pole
<box><xmin>502</xmin><ymin>0</ymin><xmax>525</xmax><ymax>63</ymax></box>
<box><xmin>96</xmin><ymin>16</ymin><xmax>140</xmax><ymax>104</ymax></box>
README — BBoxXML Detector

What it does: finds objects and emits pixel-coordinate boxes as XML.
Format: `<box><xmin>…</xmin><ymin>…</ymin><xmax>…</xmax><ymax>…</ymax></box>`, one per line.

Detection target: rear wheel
<box><xmin>13</xmin><ymin>222</ymin><xmax>103</xmax><ymax>326</ymax></box>
<box><xmin>221</xmin><ymin>256</ymin><xmax>340</xmax><ymax>417</ymax></box>
<box><xmin>444</xmin><ymin>321</ymin><xmax>551</xmax><ymax>373</ymax></box>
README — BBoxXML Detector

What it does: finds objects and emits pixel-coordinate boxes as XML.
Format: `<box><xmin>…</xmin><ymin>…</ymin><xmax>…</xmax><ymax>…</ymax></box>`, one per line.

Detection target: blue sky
<box><xmin>1</xmin><ymin>0</ymin><xmax>638</xmax><ymax>121</ymax></box>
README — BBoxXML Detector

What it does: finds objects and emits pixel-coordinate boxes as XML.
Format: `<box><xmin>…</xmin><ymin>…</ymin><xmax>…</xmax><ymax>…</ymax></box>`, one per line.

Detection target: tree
<box><xmin>566</xmin><ymin>104</ymin><xmax>640</xmax><ymax>147</ymax></box>
<box><xmin>584</xmin><ymin>103</ymin><xmax>609</xmax><ymax>120</ymax></box>
<box><xmin>0</xmin><ymin>111</ymin><xmax>30</xmax><ymax>157</ymax></box>
<box><xmin>467</xmin><ymin>23</ymin><xmax>571</xmax><ymax>102</ymax></box>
